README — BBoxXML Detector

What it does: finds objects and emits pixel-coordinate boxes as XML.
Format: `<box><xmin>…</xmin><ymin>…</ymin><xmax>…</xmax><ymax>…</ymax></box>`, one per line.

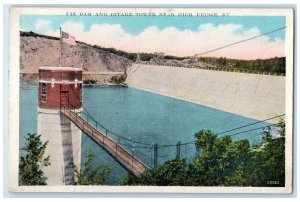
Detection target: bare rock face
<box><xmin>20</xmin><ymin>35</ymin><xmax>132</xmax><ymax>73</ymax></box>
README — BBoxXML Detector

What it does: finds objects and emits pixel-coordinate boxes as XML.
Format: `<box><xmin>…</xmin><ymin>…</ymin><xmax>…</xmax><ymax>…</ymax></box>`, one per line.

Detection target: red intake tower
<box><xmin>38</xmin><ymin>66</ymin><xmax>82</xmax><ymax>110</ymax></box>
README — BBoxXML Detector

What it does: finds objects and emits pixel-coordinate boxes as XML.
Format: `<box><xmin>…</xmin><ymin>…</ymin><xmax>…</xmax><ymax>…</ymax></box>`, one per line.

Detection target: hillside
<box><xmin>20</xmin><ymin>31</ymin><xmax>132</xmax><ymax>74</ymax></box>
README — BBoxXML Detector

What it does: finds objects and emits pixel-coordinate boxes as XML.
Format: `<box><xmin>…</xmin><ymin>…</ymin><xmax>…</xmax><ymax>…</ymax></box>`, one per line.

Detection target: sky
<box><xmin>20</xmin><ymin>15</ymin><xmax>286</xmax><ymax>59</ymax></box>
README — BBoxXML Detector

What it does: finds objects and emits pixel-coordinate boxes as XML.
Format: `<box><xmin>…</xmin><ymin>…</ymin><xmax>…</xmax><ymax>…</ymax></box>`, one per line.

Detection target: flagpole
<box><xmin>59</xmin><ymin>27</ymin><xmax>62</xmax><ymax>66</ymax></box>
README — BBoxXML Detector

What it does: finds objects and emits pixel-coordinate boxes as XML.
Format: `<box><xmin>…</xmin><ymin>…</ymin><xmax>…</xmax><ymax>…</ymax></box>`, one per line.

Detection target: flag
<box><xmin>61</xmin><ymin>31</ymin><xmax>76</xmax><ymax>46</ymax></box>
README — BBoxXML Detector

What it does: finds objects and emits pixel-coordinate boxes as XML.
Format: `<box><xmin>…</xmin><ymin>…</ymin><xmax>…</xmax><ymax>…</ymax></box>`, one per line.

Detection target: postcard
<box><xmin>8</xmin><ymin>7</ymin><xmax>294</xmax><ymax>193</ymax></box>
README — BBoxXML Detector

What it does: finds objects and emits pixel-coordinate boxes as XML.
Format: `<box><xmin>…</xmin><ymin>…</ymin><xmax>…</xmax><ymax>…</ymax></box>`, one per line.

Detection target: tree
<box><xmin>141</xmin><ymin>159</ymin><xmax>190</xmax><ymax>186</ymax></box>
<box><xmin>120</xmin><ymin>120</ymin><xmax>285</xmax><ymax>187</ymax></box>
<box><xmin>246</xmin><ymin>119</ymin><xmax>285</xmax><ymax>186</ymax></box>
<box><xmin>19</xmin><ymin>133</ymin><xmax>51</xmax><ymax>185</ymax></box>
<box><xmin>74</xmin><ymin>151</ymin><xmax>111</xmax><ymax>185</ymax></box>
<box><xmin>119</xmin><ymin>159</ymin><xmax>190</xmax><ymax>186</ymax></box>
<box><xmin>192</xmin><ymin>130</ymin><xmax>251</xmax><ymax>186</ymax></box>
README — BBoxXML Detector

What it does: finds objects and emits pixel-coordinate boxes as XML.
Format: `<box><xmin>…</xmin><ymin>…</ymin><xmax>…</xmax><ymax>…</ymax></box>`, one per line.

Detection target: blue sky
<box><xmin>20</xmin><ymin>15</ymin><xmax>286</xmax><ymax>59</ymax></box>
<box><xmin>21</xmin><ymin>15</ymin><xmax>286</xmax><ymax>39</ymax></box>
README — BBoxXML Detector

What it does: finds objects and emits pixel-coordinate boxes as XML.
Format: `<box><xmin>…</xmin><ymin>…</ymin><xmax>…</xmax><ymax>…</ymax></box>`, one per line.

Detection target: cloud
<box><xmin>34</xmin><ymin>19</ymin><xmax>53</xmax><ymax>33</ymax></box>
<box><xmin>33</xmin><ymin>20</ymin><xmax>285</xmax><ymax>60</ymax></box>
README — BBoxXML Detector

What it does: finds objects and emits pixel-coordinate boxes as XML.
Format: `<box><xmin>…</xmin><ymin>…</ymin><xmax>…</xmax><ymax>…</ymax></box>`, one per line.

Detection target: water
<box><xmin>20</xmin><ymin>85</ymin><xmax>271</xmax><ymax>184</ymax></box>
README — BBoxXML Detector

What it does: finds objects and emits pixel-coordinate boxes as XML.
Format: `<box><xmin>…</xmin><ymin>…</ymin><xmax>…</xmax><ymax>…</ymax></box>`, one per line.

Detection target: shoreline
<box><xmin>20</xmin><ymin>72</ymin><xmax>126</xmax><ymax>86</ymax></box>
<box><xmin>20</xmin><ymin>81</ymin><xmax>126</xmax><ymax>87</ymax></box>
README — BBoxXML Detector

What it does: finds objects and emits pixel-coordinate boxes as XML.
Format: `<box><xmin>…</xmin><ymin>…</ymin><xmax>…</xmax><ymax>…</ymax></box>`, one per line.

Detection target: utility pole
<box><xmin>176</xmin><ymin>141</ymin><xmax>181</xmax><ymax>159</ymax></box>
<box><xmin>154</xmin><ymin>144</ymin><xmax>158</xmax><ymax>168</ymax></box>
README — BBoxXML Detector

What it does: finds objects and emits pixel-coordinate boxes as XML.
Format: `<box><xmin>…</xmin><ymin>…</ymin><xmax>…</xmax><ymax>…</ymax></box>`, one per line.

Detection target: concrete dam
<box><xmin>125</xmin><ymin>64</ymin><xmax>285</xmax><ymax>123</ymax></box>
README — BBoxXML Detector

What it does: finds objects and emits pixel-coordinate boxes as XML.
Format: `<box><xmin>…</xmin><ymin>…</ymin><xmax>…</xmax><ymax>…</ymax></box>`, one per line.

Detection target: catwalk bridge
<box><xmin>62</xmin><ymin>107</ymin><xmax>149</xmax><ymax>177</ymax></box>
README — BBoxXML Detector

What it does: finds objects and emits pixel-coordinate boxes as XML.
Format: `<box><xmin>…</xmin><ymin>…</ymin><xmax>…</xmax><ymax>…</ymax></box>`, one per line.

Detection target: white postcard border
<box><xmin>8</xmin><ymin>7</ymin><xmax>294</xmax><ymax>193</ymax></box>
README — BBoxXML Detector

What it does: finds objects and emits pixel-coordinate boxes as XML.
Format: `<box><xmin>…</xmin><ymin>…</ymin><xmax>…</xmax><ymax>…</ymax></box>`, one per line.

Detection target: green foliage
<box><xmin>110</xmin><ymin>75</ymin><xmax>126</xmax><ymax>84</ymax></box>
<box><xmin>121</xmin><ymin>120</ymin><xmax>285</xmax><ymax>187</ymax></box>
<box><xmin>119</xmin><ymin>159</ymin><xmax>190</xmax><ymax>186</ymax></box>
<box><xmin>142</xmin><ymin>159</ymin><xmax>190</xmax><ymax>185</ymax></box>
<box><xmin>164</xmin><ymin>55</ymin><xmax>186</xmax><ymax>60</ymax></box>
<box><xmin>83</xmin><ymin>79</ymin><xmax>97</xmax><ymax>85</ymax></box>
<box><xmin>198</xmin><ymin>56</ymin><xmax>286</xmax><ymax>75</ymax></box>
<box><xmin>139</xmin><ymin>52</ymin><xmax>153</xmax><ymax>61</ymax></box>
<box><xmin>93</xmin><ymin>45</ymin><xmax>138</xmax><ymax>61</ymax></box>
<box><xmin>246</xmin><ymin>119</ymin><xmax>285</xmax><ymax>187</ymax></box>
<box><xmin>74</xmin><ymin>151</ymin><xmax>111</xmax><ymax>185</ymax></box>
<box><xmin>20</xmin><ymin>31</ymin><xmax>60</xmax><ymax>41</ymax></box>
<box><xmin>118</xmin><ymin>173</ymin><xmax>139</xmax><ymax>185</ymax></box>
<box><xmin>19</xmin><ymin>133</ymin><xmax>50</xmax><ymax>185</ymax></box>
<box><xmin>218</xmin><ymin>57</ymin><xmax>227</xmax><ymax>66</ymax></box>
<box><xmin>191</xmin><ymin>130</ymin><xmax>251</xmax><ymax>186</ymax></box>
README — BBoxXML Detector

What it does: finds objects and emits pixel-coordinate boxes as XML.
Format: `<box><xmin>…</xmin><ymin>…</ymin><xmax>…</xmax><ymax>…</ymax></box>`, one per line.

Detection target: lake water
<box><xmin>20</xmin><ymin>85</ymin><xmax>271</xmax><ymax>184</ymax></box>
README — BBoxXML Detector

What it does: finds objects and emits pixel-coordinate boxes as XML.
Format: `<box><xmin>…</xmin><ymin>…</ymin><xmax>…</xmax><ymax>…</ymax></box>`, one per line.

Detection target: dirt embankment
<box><xmin>20</xmin><ymin>34</ymin><xmax>132</xmax><ymax>84</ymax></box>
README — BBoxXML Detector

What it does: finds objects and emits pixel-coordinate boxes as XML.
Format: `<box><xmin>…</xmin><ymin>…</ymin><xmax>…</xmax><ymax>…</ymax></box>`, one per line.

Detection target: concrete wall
<box><xmin>38</xmin><ymin>108</ymin><xmax>82</xmax><ymax>185</ymax></box>
<box><xmin>125</xmin><ymin>64</ymin><xmax>285</xmax><ymax>123</ymax></box>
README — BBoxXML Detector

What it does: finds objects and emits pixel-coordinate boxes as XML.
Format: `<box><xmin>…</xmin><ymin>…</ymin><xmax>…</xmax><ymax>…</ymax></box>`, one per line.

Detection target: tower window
<box><xmin>41</xmin><ymin>83</ymin><xmax>47</xmax><ymax>102</ymax></box>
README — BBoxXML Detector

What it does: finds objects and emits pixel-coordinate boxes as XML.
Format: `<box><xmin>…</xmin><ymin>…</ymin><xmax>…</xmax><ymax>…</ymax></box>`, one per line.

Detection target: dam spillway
<box><xmin>125</xmin><ymin>64</ymin><xmax>285</xmax><ymax>123</ymax></box>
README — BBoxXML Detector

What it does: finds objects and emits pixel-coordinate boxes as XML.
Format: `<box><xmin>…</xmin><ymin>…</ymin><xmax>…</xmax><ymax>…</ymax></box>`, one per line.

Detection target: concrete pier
<box><xmin>38</xmin><ymin>108</ymin><xmax>82</xmax><ymax>185</ymax></box>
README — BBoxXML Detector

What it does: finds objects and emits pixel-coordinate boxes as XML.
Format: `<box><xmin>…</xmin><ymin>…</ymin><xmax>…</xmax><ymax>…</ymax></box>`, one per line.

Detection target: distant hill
<box><xmin>20</xmin><ymin>31</ymin><xmax>132</xmax><ymax>73</ymax></box>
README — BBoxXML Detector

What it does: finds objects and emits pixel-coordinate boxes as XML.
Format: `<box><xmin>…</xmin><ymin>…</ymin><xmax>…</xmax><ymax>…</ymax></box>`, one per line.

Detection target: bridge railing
<box><xmin>65</xmin><ymin>106</ymin><xmax>149</xmax><ymax>172</ymax></box>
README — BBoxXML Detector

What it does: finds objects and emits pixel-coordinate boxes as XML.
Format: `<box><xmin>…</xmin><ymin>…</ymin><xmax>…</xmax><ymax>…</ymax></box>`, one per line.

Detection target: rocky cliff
<box><xmin>20</xmin><ymin>32</ymin><xmax>132</xmax><ymax>74</ymax></box>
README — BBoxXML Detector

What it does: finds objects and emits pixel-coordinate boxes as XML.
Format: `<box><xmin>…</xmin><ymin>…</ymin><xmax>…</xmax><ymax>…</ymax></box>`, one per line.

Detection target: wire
<box><xmin>182</xmin><ymin>141</ymin><xmax>195</xmax><ymax>145</ymax></box>
<box><xmin>118</xmin><ymin>142</ymin><xmax>152</xmax><ymax>149</ymax></box>
<box><xmin>158</xmin><ymin>154</ymin><xmax>174</xmax><ymax>158</ymax></box>
<box><xmin>107</xmin><ymin>129</ymin><xmax>153</xmax><ymax>146</ymax></box>
<box><xmin>176</xmin><ymin>122</ymin><xmax>278</xmax><ymax>145</ymax></box>
<box><xmin>158</xmin><ymin>144</ymin><xmax>177</xmax><ymax>148</ymax></box>
<box><xmin>68</xmin><ymin>101</ymin><xmax>153</xmax><ymax>146</ymax></box>
<box><xmin>79</xmin><ymin>106</ymin><xmax>153</xmax><ymax>146</ymax></box>
<box><xmin>196</xmin><ymin>26</ymin><xmax>286</xmax><ymax>56</ymax></box>
<box><xmin>216</xmin><ymin>114</ymin><xmax>285</xmax><ymax>136</ymax></box>
<box><xmin>228</xmin><ymin>123</ymin><xmax>278</xmax><ymax>137</ymax></box>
